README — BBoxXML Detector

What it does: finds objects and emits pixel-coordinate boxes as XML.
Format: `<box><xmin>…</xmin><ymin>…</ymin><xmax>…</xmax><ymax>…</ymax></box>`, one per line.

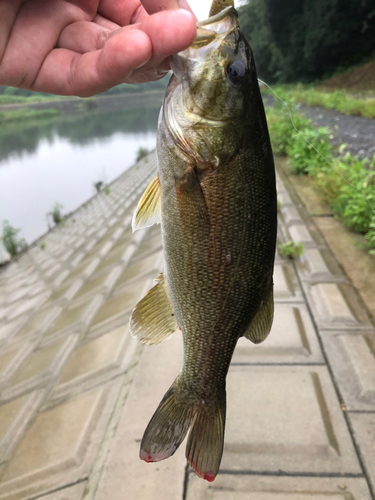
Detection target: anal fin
<box><xmin>243</xmin><ymin>280</ymin><xmax>274</xmax><ymax>344</ymax></box>
<box><xmin>132</xmin><ymin>175</ymin><xmax>161</xmax><ymax>232</ymax></box>
<box><xmin>130</xmin><ymin>273</ymin><xmax>178</xmax><ymax>345</ymax></box>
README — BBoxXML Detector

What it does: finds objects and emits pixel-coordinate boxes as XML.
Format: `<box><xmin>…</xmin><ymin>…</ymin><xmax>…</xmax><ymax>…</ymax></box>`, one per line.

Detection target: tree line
<box><xmin>238</xmin><ymin>0</ymin><xmax>375</xmax><ymax>82</ymax></box>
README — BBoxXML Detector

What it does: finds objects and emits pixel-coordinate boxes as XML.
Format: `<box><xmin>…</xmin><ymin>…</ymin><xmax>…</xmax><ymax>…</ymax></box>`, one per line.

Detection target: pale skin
<box><xmin>0</xmin><ymin>0</ymin><xmax>197</xmax><ymax>97</ymax></box>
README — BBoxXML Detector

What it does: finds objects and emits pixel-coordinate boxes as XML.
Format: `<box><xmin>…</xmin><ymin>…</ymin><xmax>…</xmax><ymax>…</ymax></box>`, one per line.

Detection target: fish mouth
<box><xmin>197</xmin><ymin>6</ymin><xmax>237</xmax><ymax>28</ymax></box>
<box><xmin>189</xmin><ymin>7</ymin><xmax>238</xmax><ymax>49</ymax></box>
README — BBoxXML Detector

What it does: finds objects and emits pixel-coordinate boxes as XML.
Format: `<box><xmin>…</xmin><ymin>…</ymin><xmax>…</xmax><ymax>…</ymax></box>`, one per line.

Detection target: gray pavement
<box><xmin>0</xmin><ymin>153</ymin><xmax>374</xmax><ymax>500</ymax></box>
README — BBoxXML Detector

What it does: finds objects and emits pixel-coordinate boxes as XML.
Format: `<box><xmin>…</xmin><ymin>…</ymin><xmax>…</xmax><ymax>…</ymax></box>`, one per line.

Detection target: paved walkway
<box><xmin>0</xmin><ymin>154</ymin><xmax>374</xmax><ymax>500</ymax></box>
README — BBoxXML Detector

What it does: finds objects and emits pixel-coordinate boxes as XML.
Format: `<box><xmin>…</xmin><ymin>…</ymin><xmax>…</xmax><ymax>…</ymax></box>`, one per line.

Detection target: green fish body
<box><xmin>130</xmin><ymin>2</ymin><xmax>277</xmax><ymax>482</ymax></box>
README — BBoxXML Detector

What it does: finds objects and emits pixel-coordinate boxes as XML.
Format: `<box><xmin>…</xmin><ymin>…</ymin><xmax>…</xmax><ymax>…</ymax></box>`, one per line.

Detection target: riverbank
<box><xmin>0</xmin><ymin>91</ymin><xmax>165</xmax><ymax>123</ymax></box>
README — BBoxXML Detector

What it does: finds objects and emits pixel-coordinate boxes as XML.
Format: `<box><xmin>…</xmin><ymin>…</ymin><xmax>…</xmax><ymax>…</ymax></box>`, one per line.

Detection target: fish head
<box><xmin>170</xmin><ymin>7</ymin><xmax>252</xmax><ymax>122</ymax></box>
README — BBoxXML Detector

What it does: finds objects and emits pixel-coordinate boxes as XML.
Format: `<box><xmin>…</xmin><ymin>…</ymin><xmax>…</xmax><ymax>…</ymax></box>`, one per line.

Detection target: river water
<box><xmin>0</xmin><ymin>95</ymin><xmax>161</xmax><ymax>257</ymax></box>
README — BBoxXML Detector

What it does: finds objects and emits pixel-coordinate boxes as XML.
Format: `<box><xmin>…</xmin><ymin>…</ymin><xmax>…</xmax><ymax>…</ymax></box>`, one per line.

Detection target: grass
<box><xmin>0</xmin><ymin>108</ymin><xmax>60</xmax><ymax>124</ymax></box>
<box><xmin>0</xmin><ymin>220</ymin><xmax>27</xmax><ymax>259</ymax></box>
<box><xmin>266</xmin><ymin>102</ymin><xmax>375</xmax><ymax>255</ymax></box>
<box><xmin>278</xmin><ymin>241</ymin><xmax>304</xmax><ymax>260</ymax></box>
<box><xmin>264</xmin><ymin>84</ymin><xmax>375</xmax><ymax>119</ymax></box>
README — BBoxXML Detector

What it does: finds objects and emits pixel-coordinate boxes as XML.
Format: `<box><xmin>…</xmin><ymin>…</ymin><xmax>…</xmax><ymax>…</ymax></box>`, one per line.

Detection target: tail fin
<box><xmin>140</xmin><ymin>378</ymin><xmax>226</xmax><ymax>482</ymax></box>
<box><xmin>140</xmin><ymin>379</ymin><xmax>193</xmax><ymax>463</ymax></box>
<box><xmin>186</xmin><ymin>397</ymin><xmax>226</xmax><ymax>482</ymax></box>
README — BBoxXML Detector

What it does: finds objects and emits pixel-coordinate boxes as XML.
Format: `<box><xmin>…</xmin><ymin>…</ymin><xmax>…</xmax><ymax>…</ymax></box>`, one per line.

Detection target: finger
<box><xmin>57</xmin><ymin>21</ymin><xmax>111</xmax><ymax>53</ymax></box>
<box><xmin>178</xmin><ymin>0</ymin><xmax>198</xmax><ymax>19</ymax></box>
<box><xmin>31</xmin><ymin>28</ymin><xmax>153</xmax><ymax>96</ymax></box>
<box><xmin>141</xmin><ymin>0</ymin><xmax>179</xmax><ymax>14</ymax></box>
<box><xmin>138</xmin><ymin>9</ymin><xmax>196</xmax><ymax>60</ymax></box>
<box><xmin>93</xmin><ymin>14</ymin><xmax>120</xmax><ymax>31</ymax></box>
<box><xmin>98</xmin><ymin>0</ymin><xmax>142</xmax><ymax>26</ymax></box>
<box><xmin>141</xmin><ymin>0</ymin><xmax>196</xmax><ymax>18</ymax></box>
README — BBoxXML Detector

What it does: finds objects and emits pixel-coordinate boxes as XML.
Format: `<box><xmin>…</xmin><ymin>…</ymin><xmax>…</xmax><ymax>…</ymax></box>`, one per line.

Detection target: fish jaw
<box><xmin>169</xmin><ymin>7</ymin><xmax>251</xmax><ymax>123</ymax></box>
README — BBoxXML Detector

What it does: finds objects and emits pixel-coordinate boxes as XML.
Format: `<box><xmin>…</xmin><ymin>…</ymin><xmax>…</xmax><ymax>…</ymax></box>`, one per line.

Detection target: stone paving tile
<box><xmin>1</xmin><ymin>336</ymin><xmax>77</xmax><ymax>401</ymax></box>
<box><xmin>349</xmin><ymin>413</ymin><xmax>375</xmax><ymax>494</ymax></box>
<box><xmin>186</xmin><ymin>474</ymin><xmax>373</xmax><ymax>500</ymax></box>
<box><xmin>46</xmin><ymin>296</ymin><xmax>103</xmax><ymax>339</ymax></box>
<box><xmin>233</xmin><ymin>303</ymin><xmax>323</xmax><ymax>364</ymax></box>
<box><xmin>89</xmin><ymin>273</ymin><xmax>155</xmax><ymax>333</ymax></box>
<box><xmin>1</xmin><ymin>152</ymin><xmax>374</xmax><ymax>499</ymax></box>
<box><xmin>13</xmin><ymin>306</ymin><xmax>62</xmax><ymax>342</ymax></box>
<box><xmin>49</xmin><ymin>324</ymin><xmax>136</xmax><ymax>404</ymax></box>
<box><xmin>0</xmin><ymin>381</ymin><xmax>121</xmax><ymax>500</ymax></box>
<box><xmin>94</xmin><ymin>335</ymin><xmax>187</xmax><ymax>500</ymax></box>
<box><xmin>273</xmin><ymin>262</ymin><xmax>303</xmax><ymax>302</ymax></box>
<box><xmin>322</xmin><ymin>331</ymin><xmax>375</xmax><ymax>411</ymax></box>
<box><xmin>221</xmin><ymin>365</ymin><xmax>361</xmax><ymax>474</ymax></box>
<box><xmin>307</xmin><ymin>282</ymin><xmax>373</xmax><ymax>331</ymax></box>
<box><xmin>0</xmin><ymin>391</ymin><xmax>45</xmax><ymax>465</ymax></box>
<box><xmin>39</xmin><ymin>482</ymin><xmax>87</xmax><ymax>500</ymax></box>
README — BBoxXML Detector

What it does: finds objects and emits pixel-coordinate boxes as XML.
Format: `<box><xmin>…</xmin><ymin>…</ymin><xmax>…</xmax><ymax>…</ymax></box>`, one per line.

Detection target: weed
<box><xmin>48</xmin><ymin>203</ymin><xmax>64</xmax><ymax>225</ymax></box>
<box><xmin>94</xmin><ymin>181</ymin><xmax>103</xmax><ymax>193</ymax></box>
<box><xmin>39</xmin><ymin>240</ymin><xmax>46</xmax><ymax>250</ymax></box>
<box><xmin>103</xmin><ymin>186</ymin><xmax>110</xmax><ymax>195</ymax></box>
<box><xmin>278</xmin><ymin>241</ymin><xmax>304</xmax><ymax>259</ymax></box>
<box><xmin>136</xmin><ymin>147</ymin><xmax>150</xmax><ymax>162</ymax></box>
<box><xmin>365</xmin><ymin>220</ymin><xmax>375</xmax><ymax>255</ymax></box>
<box><xmin>287</xmin><ymin>126</ymin><xmax>333</xmax><ymax>175</ymax></box>
<box><xmin>0</xmin><ymin>220</ymin><xmax>27</xmax><ymax>258</ymax></box>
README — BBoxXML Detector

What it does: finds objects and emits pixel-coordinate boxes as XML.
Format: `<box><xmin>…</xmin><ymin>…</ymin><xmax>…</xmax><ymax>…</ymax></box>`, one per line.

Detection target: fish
<box><xmin>130</xmin><ymin>0</ymin><xmax>277</xmax><ymax>482</ymax></box>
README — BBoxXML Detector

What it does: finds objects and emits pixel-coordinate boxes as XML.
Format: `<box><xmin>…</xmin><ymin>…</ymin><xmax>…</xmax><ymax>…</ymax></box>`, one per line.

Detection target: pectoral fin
<box><xmin>243</xmin><ymin>281</ymin><xmax>274</xmax><ymax>344</ymax></box>
<box><xmin>132</xmin><ymin>175</ymin><xmax>161</xmax><ymax>232</ymax></box>
<box><xmin>130</xmin><ymin>273</ymin><xmax>178</xmax><ymax>345</ymax></box>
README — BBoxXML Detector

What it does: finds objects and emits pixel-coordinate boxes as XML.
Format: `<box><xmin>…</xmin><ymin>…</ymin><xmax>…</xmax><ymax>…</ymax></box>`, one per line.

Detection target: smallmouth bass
<box><xmin>130</xmin><ymin>0</ymin><xmax>277</xmax><ymax>482</ymax></box>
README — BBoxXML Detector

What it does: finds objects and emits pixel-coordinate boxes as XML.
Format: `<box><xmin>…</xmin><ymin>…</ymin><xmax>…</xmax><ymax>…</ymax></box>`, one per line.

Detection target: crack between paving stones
<box><xmin>24</xmin><ymin>478</ymin><xmax>87</xmax><ymax>500</ymax></box>
<box><xmin>190</xmin><ymin>470</ymin><xmax>365</xmax><ymax>478</ymax></box>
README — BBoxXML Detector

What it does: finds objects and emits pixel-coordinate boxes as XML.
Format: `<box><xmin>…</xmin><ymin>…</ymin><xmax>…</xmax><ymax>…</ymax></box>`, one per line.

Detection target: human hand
<box><xmin>0</xmin><ymin>0</ymin><xmax>197</xmax><ymax>97</ymax></box>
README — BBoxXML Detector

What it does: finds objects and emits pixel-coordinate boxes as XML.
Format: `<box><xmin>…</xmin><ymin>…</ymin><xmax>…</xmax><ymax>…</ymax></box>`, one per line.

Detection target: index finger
<box><xmin>141</xmin><ymin>0</ymin><xmax>197</xmax><ymax>18</ymax></box>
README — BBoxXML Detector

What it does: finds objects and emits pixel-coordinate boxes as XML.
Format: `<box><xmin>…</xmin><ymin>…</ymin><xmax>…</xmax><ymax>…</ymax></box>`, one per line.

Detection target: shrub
<box><xmin>136</xmin><ymin>147</ymin><xmax>150</xmax><ymax>162</ymax></box>
<box><xmin>287</xmin><ymin>126</ymin><xmax>333</xmax><ymax>175</ymax></box>
<box><xmin>0</xmin><ymin>220</ymin><xmax>27</xmax><ymax>258</ymax></box>
<box><xmin>278</xmin><ymin>241</ymin><xmax>304</xmax><ymax>259</ymax></box>
<box><xmin>48</xmin><ymin>203</ymin><xmax>64</xmax><ymax>225</ymax></box>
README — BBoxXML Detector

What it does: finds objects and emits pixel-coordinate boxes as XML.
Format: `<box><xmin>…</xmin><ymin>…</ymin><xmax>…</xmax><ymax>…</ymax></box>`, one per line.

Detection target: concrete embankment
<box><xmin>0</xmin><ymin>153</ymin><xmax>374</xmax><ymax>499</ymax></box>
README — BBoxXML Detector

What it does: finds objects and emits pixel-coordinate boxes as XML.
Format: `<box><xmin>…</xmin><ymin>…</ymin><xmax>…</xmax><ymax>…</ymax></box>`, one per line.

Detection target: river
<box><xmin>0</xmin><ymin>95</ymin><xmax>161</xmax><ymax>258</ymax></box>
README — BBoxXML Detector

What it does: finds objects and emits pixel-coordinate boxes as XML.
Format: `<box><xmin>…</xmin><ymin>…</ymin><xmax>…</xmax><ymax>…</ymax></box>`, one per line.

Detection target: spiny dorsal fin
<box><xmin>243</xmin><ymin>280</ymin><xmax>274</xmax><ymax>344</ymax></box>
<box><xmin>130</xmin><ymin>273</ymin><xmax>179</xmax><ymax>345</ymax></box>
<box><xmin>209</xmin><ymin>0</ymin><xmax>234</xmax><ymax>17</ymax></box>
<box><xmin>132</xmin><ymin>175</ymin><xmax>161</xmax><ymax>232</ymax></box>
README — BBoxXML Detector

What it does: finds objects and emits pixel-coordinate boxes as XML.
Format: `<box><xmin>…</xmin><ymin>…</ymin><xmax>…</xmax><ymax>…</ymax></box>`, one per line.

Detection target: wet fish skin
<box><xmin>130</xmin><ymin>3</ymin><xmax>277</xmax><ymax>482</ymax></box>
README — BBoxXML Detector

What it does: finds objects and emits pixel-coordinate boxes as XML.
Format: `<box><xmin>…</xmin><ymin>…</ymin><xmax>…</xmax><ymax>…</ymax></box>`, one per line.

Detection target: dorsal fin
<box><xmin>209</xmin><ymin>0</ymin><xmax>234</xmax><ymax>17</ymax></box>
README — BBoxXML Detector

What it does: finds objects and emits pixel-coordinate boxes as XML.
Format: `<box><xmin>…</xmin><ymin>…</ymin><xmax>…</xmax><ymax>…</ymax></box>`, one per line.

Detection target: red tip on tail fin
<box><xmin>140</xmin><ymin>378</ymin><xmax>226</xmax><ymax>482</ymax></box>
<box><xmin>140</xmin><ymin>379</ymin><xmax>193</xmax><ymax>463</ymax></box>
<box><xmin>185</xmin><ymin>396</ymin><xmax>226</xmax><ymax>481</ymax></box>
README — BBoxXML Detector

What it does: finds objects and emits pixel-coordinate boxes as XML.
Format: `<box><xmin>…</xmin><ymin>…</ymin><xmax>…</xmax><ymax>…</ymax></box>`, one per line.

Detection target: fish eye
<box><xmin>226</xmin><ymin>61</ymin><xmax>246</xmax><ymax>85</ymax></box>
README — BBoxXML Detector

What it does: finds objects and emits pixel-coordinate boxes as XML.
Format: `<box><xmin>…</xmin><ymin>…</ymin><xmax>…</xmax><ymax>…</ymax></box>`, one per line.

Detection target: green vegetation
<box><xmin>39</xmin><ymin>240</ymin><xmax>46</xmax><ymax>250</ymax></box>
<box><xmin>0</xmin><ymin>220</ymin><xmax>27</xmax><ymax>259</ymax></box>
<box><xmin>239</xmin><ymin>0</ymin><xmax>375</xmax><ymax>82</ymax></box>
<box><xmin>48</xmin><ymin>203</ymin><xmax>64</xmax><ymax>225</ymax></box>
<box><xmin>0</xmin><ymin>108</ymin><xmax>60</xmax><ymax>124</ymax></box>
<box><xmin>264</xmin><ymin>85</ymin><xmax>375</xmax><ymax>119</ymax></box>
<box><xmin>136</xmin><ymin>146</ymin><xmax>150</xmax><ymax>162</ymax></box>
<box><xmin>103</xmin><ymin>186</ymin><xmax>110</xmax><ymax>195</ymax></box>
<box><xmin>278</xmin><ymin>241</ymin><xmax>304</xmax><ymax>259</ymax></box>
<box><xmin>266</xmin><ymin>103</ymin><xmax>375</xmax><ymax>255</ymax></box>
<box><xmin>94</xmin><ymin>181</ymin><xmax>104</xmax><ymax>193</ymax></box>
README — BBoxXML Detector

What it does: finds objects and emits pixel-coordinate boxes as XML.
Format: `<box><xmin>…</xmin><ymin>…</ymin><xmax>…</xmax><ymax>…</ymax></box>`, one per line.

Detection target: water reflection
<box><xmin>0</xmin><ymin>104</ymin><xmax>160</xmax><ymax>163</ymax></box>
<box><xmin>0</xmin><ymin>101</ymin><xmax>161</xmax><ymax>249</ymax></box>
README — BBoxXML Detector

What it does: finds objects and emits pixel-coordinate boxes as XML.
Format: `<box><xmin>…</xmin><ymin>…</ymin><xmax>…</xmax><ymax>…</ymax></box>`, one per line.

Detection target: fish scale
<box><xmin>130</xmin><ymin>0</ymin><xmax>277</xmax><ymax>482</ymax></box>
